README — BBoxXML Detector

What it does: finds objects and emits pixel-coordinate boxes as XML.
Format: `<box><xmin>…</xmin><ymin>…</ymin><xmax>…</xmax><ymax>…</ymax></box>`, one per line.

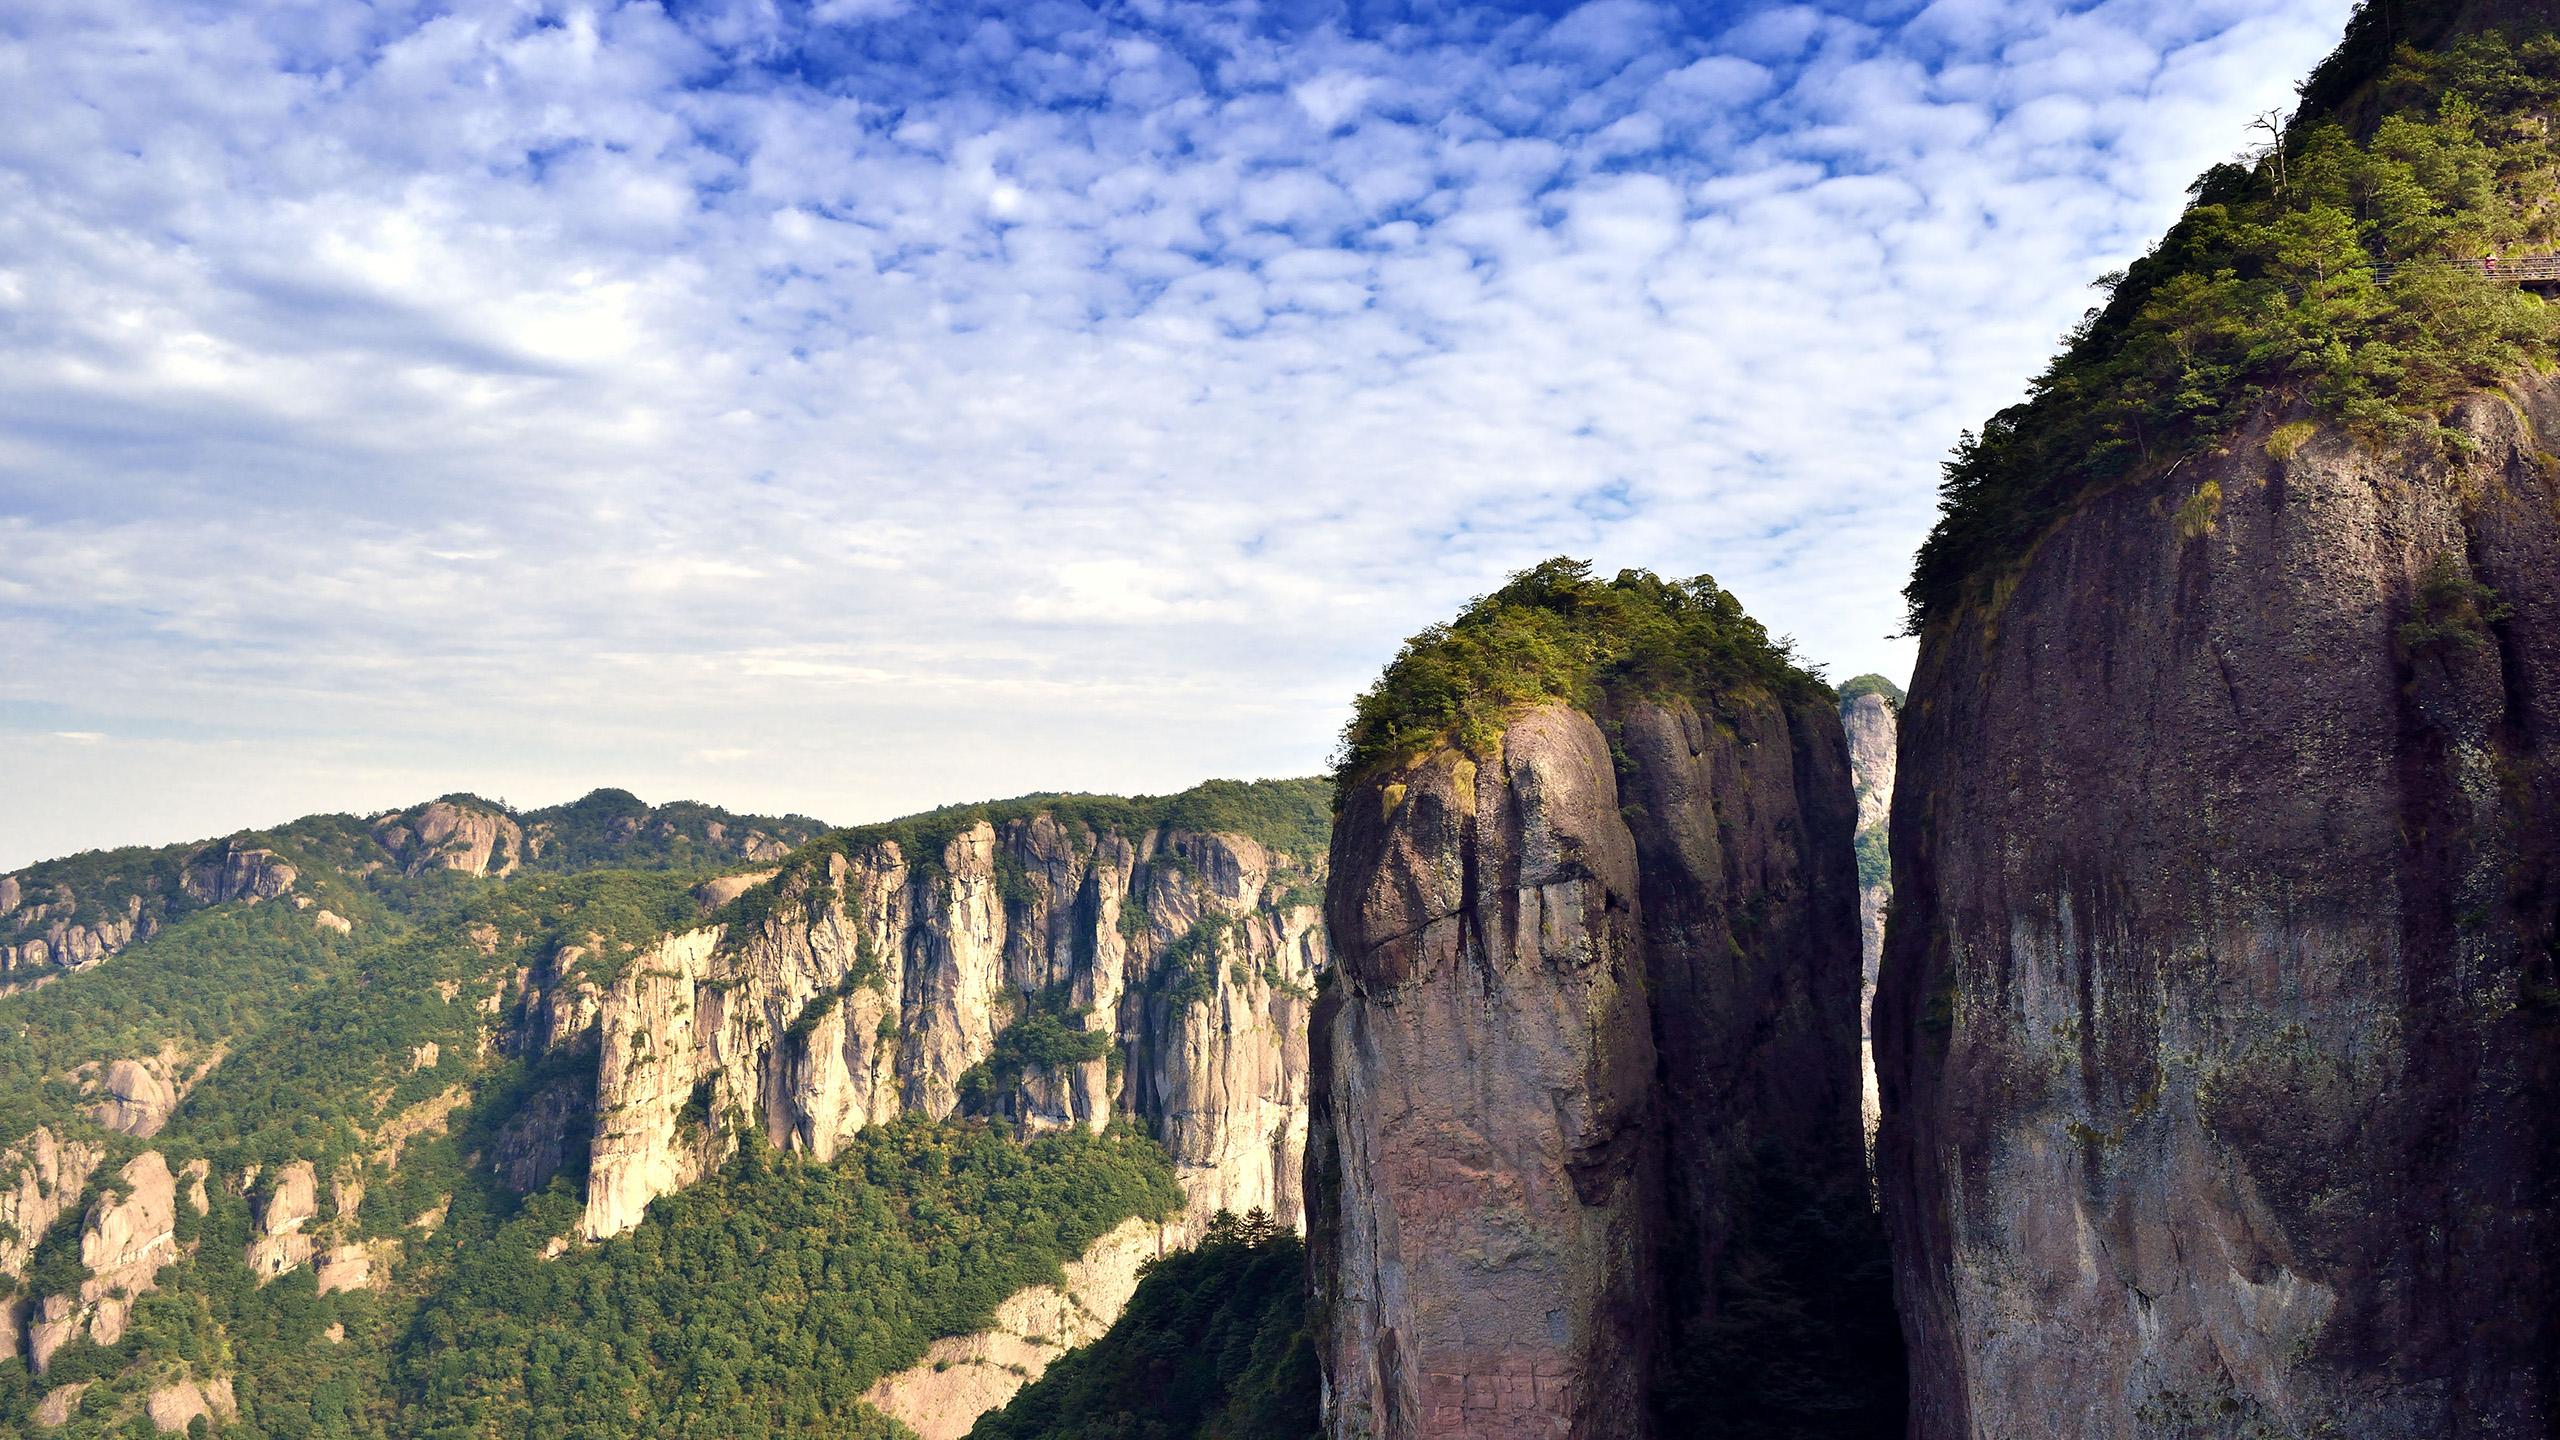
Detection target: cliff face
<box><xmin>1877</xmin><ymin>388</ymin><xmax>2560</xmax><ymax>1437</ymax></box>
<box><xmin>579</xmin><ymin>815</ymin><xmax>1324</xmax><ymax>1241</ymax></box>
<box><xmin>1314</xmin><ymin>680</ymin><xmax>1878</xmax><ymax>1438</ymax></box>
<box><xmin>1842</xmin><ymin>691</ymin><xmax>1898</xmax><ymax>1141</ymax></box>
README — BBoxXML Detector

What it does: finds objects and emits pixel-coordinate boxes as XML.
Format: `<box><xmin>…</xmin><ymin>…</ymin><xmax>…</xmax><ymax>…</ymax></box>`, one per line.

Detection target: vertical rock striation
<box><xmin>1878</xmin><ymin>390</ymin><xmax>2560</xmax><ymax>1436</ymax></box>
<box><xmin>1311</xmin><ymin>563</ymin><xmax>1889</xmax><ymax>1440</ymax></box>
<box><xmin>578</xmin><ymin>810</ymin><xmax>1326</xmax><ymax>1241</ymax></box>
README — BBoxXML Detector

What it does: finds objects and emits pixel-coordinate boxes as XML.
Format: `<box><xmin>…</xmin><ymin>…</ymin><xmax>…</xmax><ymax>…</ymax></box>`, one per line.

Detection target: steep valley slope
<box><xmin>0</xmin><ymin>779</ymin><xmax>1329</xmax><ymax>1439</ymax></box>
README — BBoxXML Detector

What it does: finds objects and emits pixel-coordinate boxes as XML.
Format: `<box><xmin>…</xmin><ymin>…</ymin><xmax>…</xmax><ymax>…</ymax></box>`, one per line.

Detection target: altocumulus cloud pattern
<box><xmin>0</xmin><ymin>0</ymin><xmax>2349</xmax><ymax>866</ymax></box>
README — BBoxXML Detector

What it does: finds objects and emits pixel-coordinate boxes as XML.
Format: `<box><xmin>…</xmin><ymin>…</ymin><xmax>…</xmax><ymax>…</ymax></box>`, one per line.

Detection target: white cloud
<box><xmin>0</xmin><ymin>0</ymin><xmax>2359</xmax><ymax>867</ymax></box>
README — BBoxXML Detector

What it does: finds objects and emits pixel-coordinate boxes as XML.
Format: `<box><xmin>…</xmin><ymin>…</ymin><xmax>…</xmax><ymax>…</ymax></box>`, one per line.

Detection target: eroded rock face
<box><xmin>580</xmin><ymin>817</ymin><xmax>1325</xmax><ymax>1241</ymax></box>
<box><xmin>1312</xmin><ymin>695</ymin><xmax>1872</xmax><ymax>1440</ymax></box>
<box><xmin>30</xmin><ymin>1152</ymin><xmax>180</xmax><ymax>1373</ymax></box>
<box><xmin>2</xmin><ymin>892</ymin><xmax>158</xmax><ymax>978</ymax></box>
<box><xmin>1842</xmin><ymin>691</ymin><xmax>1898</xmax><ymax>1142</ymax></box>
<box><xmin>374</xmin><ymin>799</ymin><xmax>523</xmax><ymax>877</ymax></box>
<box><xmin>1876</xmin><ymin>389</ymin><xmax>2560</xmax><ymax>1438</ymax></box>
<box><xmin>247</xmin><ymin>1160</ymin><xmax>320</xmax><ymax>1280</ymax></box>
<box><xmin>0</xmin><ymin>1127</ymin><xmax>107</xmax><ymax>1283</ymax></box>
<box><xmin>1314</xmin><ymin>707</ymin><xmax>1656</xmax><ymax>1440</ymax></box>
<box><xmin>180</xmin><ymin>841</ymin><xmax>298</xmax><ymax>905</ymax></box>
<box><xmin>144</xmin><ymin>1375</ymin><xmax>237</xmax><ymax>1434</ymax></box>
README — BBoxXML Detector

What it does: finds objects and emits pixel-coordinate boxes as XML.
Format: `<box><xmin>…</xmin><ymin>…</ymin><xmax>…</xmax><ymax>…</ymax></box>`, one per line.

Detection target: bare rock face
<box><xmin>1314</xmin><ymin>707</ymin><xmax>1657</xmax><ymax>1440</ymax></box>
<box><xmin>30</xmin><ymin>1152</ymin><xmax>180</xmax><ymax>1373</ymax></box>
<box><xmin>1312</xmin><ymin>694</ymin><xmax>1874</xmax><ymax>1440</ymax></box>
<box><xmin>373</xmin><ymin>799</ymin><xmax>523</xmax><ymax>877</ymax></box>
<box><xmin>1842</xmin><ymin>691</ymin><xmax>1898</xmax><ymax>1141</ymax></box>
<box><xmin>33</xmin><ymin>1380</ymin><xmax>88</xmax><ymax>1426</ymax></box>
<box><xmin>0</xmin><ymin>1127</ymin><xmax>107</xmax><ymax>1283</ymax></box>
<box><xmin>1877</xmin><ymin>389</ymin><xmax>2560</xmax><ymax>1437</ymax></box>
<box><xmin>2</xmin><ymin>891</ymin><xmax>158</xmax><ymax>978</ymax></box>
<box><xmin>180</xmin><ymin>841</ymin><xmax>297</xmax><ymax>905</ymax></box>
<box><xmin>246</xmin><ymin>1160</ymin><xmax>320</xmax><ymax>1280</ymax></box>
<box><xmin>87</xmin><ymin>1058</ymin><xmax>181</xmax><ymax>1138</ymax></box>
<box><xmin>314</xmin><ymin>1240</ymin><xmax>391</xmax><ymax>1296</ymax></box>
<box><xmin>144</xmin><ymin>1375</ymin><xmax>237</xmax><ymax>1433</ymax></box>
<box><xmin>1</xmin><ymin>1128</ymin><xmax>107</xmax><ymax>1364</ymax></box>
<box><xmin>580</xmin><ymin>815</ymin><xmax>1324</xmax><ymax>1242</ymax></box>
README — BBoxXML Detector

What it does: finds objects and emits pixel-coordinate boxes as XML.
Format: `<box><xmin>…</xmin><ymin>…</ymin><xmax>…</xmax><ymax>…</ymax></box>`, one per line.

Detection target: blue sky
<box><xmin>0</xmin><ymin>0</ymin><xmax>2352</xmax><ymax>867</ymax></box>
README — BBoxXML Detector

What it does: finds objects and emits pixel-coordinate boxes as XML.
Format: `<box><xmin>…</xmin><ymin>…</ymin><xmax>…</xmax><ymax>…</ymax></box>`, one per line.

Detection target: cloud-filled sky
<box><xmin>1</xmin><ymin>0</ymin><xmax>2353</xmax><ymax>868</ymax></box>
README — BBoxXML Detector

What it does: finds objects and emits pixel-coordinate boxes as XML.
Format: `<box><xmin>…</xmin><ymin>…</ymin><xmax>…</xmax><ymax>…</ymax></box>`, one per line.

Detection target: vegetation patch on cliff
<box><xmin>1837</xmin><ymin>672</ymin><xmax>1906</xmax><ymax>711</ymax></box>
<box><xmin>1909</xmin><ymin>13</ymin><xmax>2560</xmax><ymax>628</ymax></box>
<box><xmin>1334</xmin><ymin>558</ymin><xmax>1825</xmax><ymax>794</ymax></box>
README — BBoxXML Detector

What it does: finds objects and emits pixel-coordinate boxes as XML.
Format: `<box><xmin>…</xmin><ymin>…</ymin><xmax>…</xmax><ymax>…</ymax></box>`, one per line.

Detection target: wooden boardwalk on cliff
<box><xmin>2375</xmin><ymin>255</ymin><xmax>2560</xmax><ymax>288</ymax></box>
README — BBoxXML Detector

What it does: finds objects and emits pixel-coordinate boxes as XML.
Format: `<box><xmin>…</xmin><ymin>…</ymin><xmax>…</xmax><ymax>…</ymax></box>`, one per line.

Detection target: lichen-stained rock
<box><xmin>1877</xmin><ymin>386</ymin><xmax>2560</xmax><ymax>1438</ymax></box>
<box><xmin>1314</xmin><ymin>705</ymin><xmax>1660</xmax><ymax>1440</ymax></box>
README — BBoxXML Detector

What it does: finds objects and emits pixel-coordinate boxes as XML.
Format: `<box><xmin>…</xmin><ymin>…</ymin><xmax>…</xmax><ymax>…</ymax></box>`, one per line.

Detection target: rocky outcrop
<box><xmin>1843</xmin><ymin>690</ymin><xmax>1898</xmax><ymax>1142</ymax></box>
<box><xmin>1877</xmin><ymin>387</ymin><xmax>2560</xmax><ymax>1437</ymax></box>
<box><xmin>33</xmin><ymin>1381</ymin><xmax>87</xmax><ymax>1426</ymax></box>
<box><xmin>246</xmin><ymin>1160</ymin><xmax>320</xmax><ymax>1280</ymax></box>
<box><xmin>29</xmin><ymin>1152</ymin><xmax>180</xmax><ymax>1373</ymax></box>
<box><xmin>2</xmin><ymin>892</ymin><xmax>158</xmax><ymax>977</ymax></box>
<box><xmin>863</xmin><ymin>1214</ymin><xmax>1192</xmax><ymax>1439</ymax></box>
<box><xmin>579</xmin><ymin>813</ymin><xmax>1324</xmax><ymax>1241</ymax></box>
<box><xmin>79</xmin><ymin>1046</ymin><xmax>221</xmax><ymax>1139</ymax></box>
<box><xmin>144</xmin><ymin>1374</ymin><xmax>237</xmax><ymax>1433</ymax></box>
<box><xmin>180</xmin><ymin>841</ymin><xmax>297</xmax><ymax>904</ymax></box>
<box><xmin>1</xmin><ymin>1127</ymin><xmax>106</xmax><ymax>1283</ymax></box>
<box><xmin>315</xmin><ymin>1240</ymin><xmax>391</xmax><ymax>1295</ymax></box>
<box><xmin>88</xmin><ymin>1058</ymin><xmax>181</xmax><ymax>1138</ymax></box>
<box><xmin>1313</xmin><ymin>687</ymin><xmax>1877</xmax><ymax>1439</ymax></box>
<box><xmin>2</xmin><ymin>841</ymin><xmax>287</xmax><ymax>984</ymax></box>
<box><xmin>374</xmin><ymin>799</ymin><xmax>523</xmax><ymax>877</ymax></box>
<box><xmin>1</xmin><ymin>1127</ymin><xmax>107</xmax><ymax>1362</ymax></box>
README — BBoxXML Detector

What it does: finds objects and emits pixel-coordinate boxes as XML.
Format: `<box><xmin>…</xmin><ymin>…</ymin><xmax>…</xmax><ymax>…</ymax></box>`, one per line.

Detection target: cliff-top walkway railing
<box><xmin>2373</xmin><ymin>254</ymin><xmax>2560</xmax><ymax>287</ymax></box>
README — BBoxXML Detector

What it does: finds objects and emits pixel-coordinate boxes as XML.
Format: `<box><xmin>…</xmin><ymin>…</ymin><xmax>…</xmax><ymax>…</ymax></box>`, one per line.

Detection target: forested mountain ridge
<box><xmin>1</xmin><ymin>790</ymin><xmax>826</xmax><ymax>985</ymax></box>
<box><xmin>0</xmin><ymin>776</ymin><xmax>1330</xmax><ymax>1439</ymax></box>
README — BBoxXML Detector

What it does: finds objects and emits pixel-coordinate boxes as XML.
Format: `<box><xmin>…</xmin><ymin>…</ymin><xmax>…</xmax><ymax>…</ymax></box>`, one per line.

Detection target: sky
<box><xmin>0</xmin><ymin>0</ymin><xmax>2356</xmax><ymax>869</ymax></box>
